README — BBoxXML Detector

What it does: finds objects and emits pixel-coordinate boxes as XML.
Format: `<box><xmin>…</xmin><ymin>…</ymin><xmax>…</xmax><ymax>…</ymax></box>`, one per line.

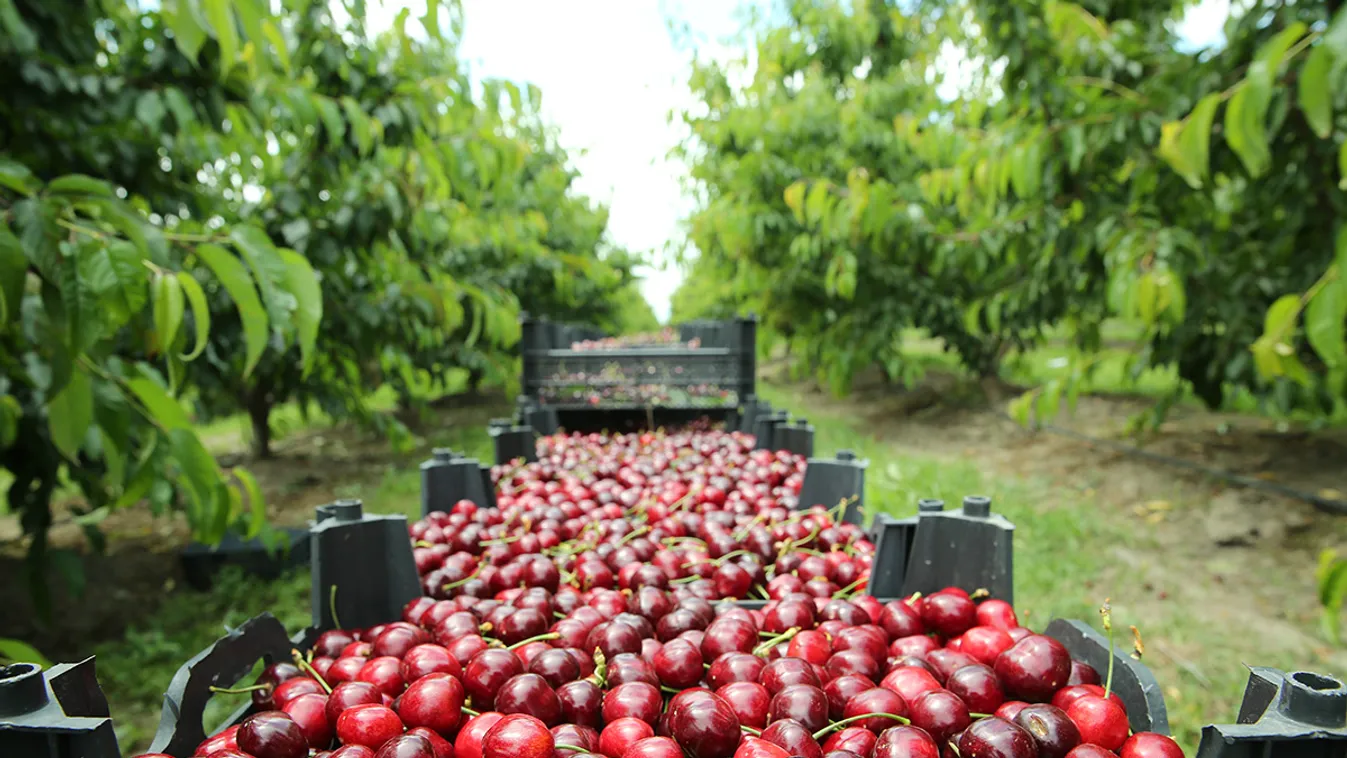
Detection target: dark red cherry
<box><xmin>841</xmin><ymin>687</ymin><xmax>909</xmax><ymax>733</ymax></box>
<box><xmin>957</xmin><ymin>716</ymin><xmax>1037</xmax><ymax>758</ymax></box>
<box><xmin>1014</xmin><ymin>704</ymin><xmax>1081</xmax><ymax>758</ymax></box>
<box><xmin>482</xmin><ymin>713</ymin><xmax>555</xmax><ymax>758</ymax></box>
<box><xmin>946</xmin><ymin>663</ymin><xmax>1006</xmax><ymax>714</ymax></box>
<box><xmin>993</xmin><ymin>635</ymin><xmax>1071</xmax><ymax>703</ymax></box>
<box><xmin>759</xmin><ymin>719</ymin><xmax>822</xmax><ymax>758</ymax></box>
<box><xmin>336</xmin><ymin>704</ymin><xmax>405</xmax><ymax>751</ymax></box>
<box><xmin>559</xmin><ymin>680</ymin><xmax>604</xmax><ymax>729</ymax></box>
<box><xmin>496</xmin><ymin>673</ymin><xmax>562</xmax><ymax>726</ymax></box>
<box><xmin>456</xmin><ymin>712</ymin><xmax>505</xmax><ymax>758</ymax></box>
<box><xmin>375</xmin><ymin>733</ymin><xmax>435</xmax><ymax>758</ymax></box>
<box><xmin>654</xmin><ymin>638</ymin><xmax>704</xmax><ymax>689</ymax></box>
<box><xmin>603</xmin><ymin>682</ymin><xmax>664</xmax><ymax>726</ymax></box>
<box><xmin>872</xmin><ymin>725</ymin><xmax>939</xmax><ymax>758</ymax></box>
<box><xmin>707</xmin><ymin>652</ymin><xmax>766</xmax><ymax>690</ymax></box>
<box><xmin>1065</xmin><ymin>695</ymin><xmax>1129</xmax><ymax>751</ymax></box>
<box><xmin>768</xmin><ymin>684</ymin><xmax>829</xmax><ymax>733</ymax></box>
<box><xmin>669</xmin><ymin>694</ymin><xmax>743</xmax><ymax>758</ymax></box>
<box><xmin>237</xmin><ymin>711</ymin><xmax>308</xmax><ymax>758</ymax></box>
<box><xmin>908</xmin><ymin>689</ymin><xmax>971</xmax><ymax>745</ymax></box>
<box><xmin>717</xmin><ymin>681</ymin><xmax>771</xmax><ymax>729</ymax></box>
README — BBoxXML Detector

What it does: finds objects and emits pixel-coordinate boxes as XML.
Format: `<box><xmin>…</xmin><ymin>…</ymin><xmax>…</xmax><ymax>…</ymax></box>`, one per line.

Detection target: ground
<box><xmin>1</xmin><ymin>363</ymin><xmax>1345</xmax><ymax>755</ymax></box>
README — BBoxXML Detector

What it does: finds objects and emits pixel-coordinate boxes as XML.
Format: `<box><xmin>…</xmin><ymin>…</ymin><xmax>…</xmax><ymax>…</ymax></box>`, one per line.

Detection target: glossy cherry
<box><xmin>455</xmin><ymin>712</ymin><xmax>505</xmax><ymax>758</ymax></box>
<box><xmin>759</xmin><ymin>719</ymin><xmax>822</xmax><ymax>758</ymax></box>
<box><xmin>482</xmin><ymin>713</ymin><xmax>555</xmax><ymax>758</ymax></box>
<box><xmin>945</xmin><ymin>663</ymin><xmax>1006</xmax><ymax>714</ymax></box>
<box><xmin>282</xmin><ymin>692</ymin><xmax>333</xmax><ymax>750</ymax></box>
<box><xmin>669</xmin><ymin>693</ymin><xmax>743</xmax><ymax>758</ymax></box>
<box><xmin>398</xmin><ymin>673</ymin><xmax>466</xmax><ymax>735</ymax></box>
<box><xmin>375</xmin><ymin>733</ymin><xmax>435</xmax><ymax>758</ymax></box>
<box><xmin>871</xmin><ymin>725</ymin><xmax>939</xmax><ymax>758</ymax></box>
<box><xmin>993</xmin><ymin>634</ymin><xmax>1071</xmax><ymax>703</ymax></box>
<box><xmin>1120</xmin><ymin>732</ymin><xmax>1185</xmax><ymax>758</ymax></box>
<box><xmin>1066</xmin><ymin>695</ymin><xmax>1130</xmax><ymax>751</ymax></box>
<box><xmin>237</xmin><ymin>711</ymin><xmax>309</xmax><ymax>758</ymax></box>
<box><xmin>600</xmin><ymin>717</ymin><xmax>656</xmax><ymax>758</ymax></box>
<box><xmin>336</xmin><ymin>704</ymin><xmax>405</xmax><ymax>751</ymax></box>
<box><xmin>956</xmin><ymin>716</ymin><xmax>1038</xmax><ymax>758</ymax></box>
<box><xmin>1013</xmin><ymin>703</ymin><xmax>1081</xmax><ymax>758</ymax></box>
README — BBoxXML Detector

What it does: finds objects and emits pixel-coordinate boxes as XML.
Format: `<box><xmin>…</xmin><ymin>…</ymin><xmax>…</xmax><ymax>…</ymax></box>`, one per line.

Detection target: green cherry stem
<box><xmin>813</xmin><ymin>712</ymin><xmax>911</xmax><ymax>739</ymax></box>
<box><xmin>507</xmin><ymin>632</ymin><xmax>561</xmax><ymax>650</ymax></box>
<box><xmin>753</xmin><ymin>627</ymin><xmax>801</xmax><ymax>657</ymax></box>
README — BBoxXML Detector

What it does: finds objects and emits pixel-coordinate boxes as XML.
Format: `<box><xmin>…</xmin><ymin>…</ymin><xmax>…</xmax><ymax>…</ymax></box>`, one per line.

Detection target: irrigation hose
<box><xmin>988</xmin><ymin>409</ymin><xmax>1347</xmax><ymax>517</ymax></box>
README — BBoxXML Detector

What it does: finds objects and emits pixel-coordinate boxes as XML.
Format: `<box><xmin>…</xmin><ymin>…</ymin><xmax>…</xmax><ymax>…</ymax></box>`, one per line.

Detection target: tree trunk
<box><xmin>468</xmin><ymin>367</ymin><xmax>484</xmax><ymax>394</ymax></box>
<box><xmin>247</xmin><ymin>389</ymin><xmax>273</xmax><ymax>460</ymax></box>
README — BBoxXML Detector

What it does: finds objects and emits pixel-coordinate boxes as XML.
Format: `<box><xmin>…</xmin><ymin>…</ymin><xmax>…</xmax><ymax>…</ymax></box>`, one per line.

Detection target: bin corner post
<box><xmin>310</xmin><ymin>499</ymin><xmax>420</xmax><ymax>633</ymax></box>
<box><xmin>1043</xmin><ymin>618</ymin><xmax>1170</xmax><ymax>737</ymax></box>
<box><xmin>865</xmin><ymin>513</ymin><xmax>909</xmax><ymax>599</ymax></box>
<box><xmin>525</xmin><ymin>405</ymin><xmax>560</xmax><ymax>436</ymax></box>
<box><xmin>520</xmin><ymin>313</ymin><xmax>547</xmax><ymax>402</ymax></box>
<box><xmin>490</xmin><ymin>423</ymin><xmax>538</xmax><ymax>466</ymax></box>
<box><xmin>901</xmin><ymin>494</ymin><xmax>1014</xmax><ymax>603</ymax></box>
<box><xmin>736</xmin><ymin>314</ymin><xmax>758</xmax><ymax>404</ymax></box>
<box><xmin>1196</xmin><ymin>669</ymin><xmax>1347</xmax><ymax>757</ymax></box>
<box><xmin>421</xmin><ymin>449</ymin><xmax>495</xmax><ymax>517</ymax></box>
<box><xmin>753</xmin><ymin>410</ymin><xmax>790</xmax><ymax>451</ymax></box>
<box><xmin>797</xmin><ymin>449</ymin><xmax>868</xmax><ymax>525</ymax></box>
<box><xmin>0</xmin><ymin>658</ymin><xmax>120</xmax><ymax>758</ymax></box>
<box><xmin>777</xmin><ymin>417</ymin><xmax>815</xmax><ymax>458</ymax></box>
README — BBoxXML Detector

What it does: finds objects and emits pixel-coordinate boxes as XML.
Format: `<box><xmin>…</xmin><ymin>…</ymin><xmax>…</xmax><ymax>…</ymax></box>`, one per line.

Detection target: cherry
<box><xmin>871</xmin><ymin>725</ymin><xmax>939</xmax><ymax>758</ymax></box>
<box><xmin>401</xmin><ymin>644</ymin><xmax>463</xmax><ymax>682</ymax></box>
<box><xmin>785</xmin><ymin>630</ymin><xmax>831</xmax><ymax>665</ymax></box>
<box><xmin>273</xmin><ymin>677</ymin><xmax>326</xmax><ymax>710</ymax></box>
<box><xmin>238</xmin><ymin>711</ymin><xmax>309</xmax><ymax>758</ymax></box>
<box><xmin>624</xmin><ymin>736</ymin><xmax>684</xmax><ymax>758</ymax></box>
<box><xmin>993</xmin><ymin>635</ymin><xmax>1071</xmax><ymax>703</ymax></box>
<box><xmin>253</xmin><ymin>663</ymin><xmax>304</xmax><ymax>710</ymax></box>
<box><xmin>531</xmin><ymin>648</ymin><xmax>582</xmax><ymax>688</ymax></box>
<box><xmin>768</xmin><ymin>683</ymin><xmax>829</xmax><ymax>732</ymax></box>
<box><xmin>701</xmin><ymin>618</ymin><xmax>759</xmax><ymax>661</ymax></box>
<box><xmin>456</xmin><ymin>712</ymin><xmax>505</xmax><ymax>758</ymax></box>
<box><xmin>823</xmin><ymin>650</ymin><xmax>880</xmax><ymax>682</ymax></box>
<box><xmin>759</xmin><ymin>719</ymin><xmax>822</xmax><ymax>758</ymax></box>
<box><xmin>925</xmin><ymin>649</ymin><xmax>979</xmax><ymax>683</ymax></box>
<box><xmin>975</xmin><ymin>599</ymin><xmax>1018</xmax><ymax>630</ymax></box>
<box><xmin>717</xmin><ymin>681</ymin><xmax>771</xmax><ymax>729</ymax></box>
<box><xmin>608</xmin><ymin>653</ymin><xmax>659</xmax><ymax>687</ymax></box>
<box><xmin>707</xmin><ymin>652</ymin><xmax>766</xmax><ymax>690</ymax></box>
<box><xmin>1014</xmin><ymin>703</ymin><xmax>1081</xmax><ymax>758</ymax></box>
<box><xmin>600</xmin><ymin>717</ymin><xmax>656</xmax><ymax>758</ymax></box>
<box><xmin>282</xmin><ymin>692</ymin><xmax>334</xmax><ymax>750</ymax></box>
<box><xmin>920</xmin><ymin>592</ymin><xmax>977</xmax><ymax>638</ymax></box>
<box><xmin>497</xmin><ymin>673</ymin><xmax>563</xmax><ymax>726</ymax></box>
<box><xmin>823</xmin><ymin>675</ymin><xmax>874</xmax><ymax>721</ymax></box>
<box><xmin>316</xmin><ymin>630</ymin><xmax>359</xmax><ymax>659</ymax></box>
<box><xmin>603</xmin><ymin>682</ymin><xmax>664</xmax><ymax>726</ymax></box>
<box><xmin>483</xmin><ymin>714</ymin><xmax>555</xmax><ymax>758</ymax></box>
<box><xmin>588</xmin><ymin>622</ymin><xmax>645</xmax><ymax>658</ymax></box>
<box><xmin>734</xmin><ymin>736</ymin><xmax>791</xmax><ymax>758</ymax></box>
<box><xmin>1052</xmin><ymin>684</ymin><xmax>1126</xmax><ymax>714</ymax></box>
<box><xmin>194</xmin><ymin>724</ymin><xmax>241</xmax><ymax>755</ymax></box>
<box><xmin>464</xmin><ymin>649</ymin><xmax>525</xmax><ymax>709</ymax></box>
<box><xmin>374</xmin><ymin>623</ymin><xmax>432</xmax><ymax>658</ymax></box>
<box><xmin>559</xmin><ymin>679</ymin><xmax>605</xmax><ymax>728</ymax></box>
<box><xmin>330</xmin><ymin>746</ymin><xmax>378</xmax><ymax>758</ymax></box>
<box><xmin>407</xmin><ymin>727</ymin><xmax>455</xmax><ymax>758</ymax></box>
<box><xmin>840</xmin><ymin>687</ymin><xmax>908</xmax><ymax>733</ymax></box>
<box><xmin>1064</xmin><ymin>746</ymin><xmax>1119</xmax><ymax>758</ymax></box>
<box><xmin>1067</xmin><ymin>661</ymin><xmax>1101</xmax><ymax>686</ymax></box>
<box><xmin>1066</xmin><ymin>695</ymin><xmax>1130</xmax><ymax>751</ymax></box>
<box><xmin>961</xmin><ymin>626</ymin><xmax>1015</xmax><ymax>666</ymax></box>
<box><xmin>398</xmin><ymin>673</ymin><xmax>466</xmax><ymax>735</ymax></box>
<box><xmin>1120</xmin><ymin>732</ymin><xmax>1185</xmax><ymax>758</ymax></box>
<box><xmin>879</xmin><ymin>666</ymin><xmax>942</xmax><ymax>705</ymax></box>
<box><xmin>327</xmin><ymin>681</ymin><xmax>385</xmax><ymax>727</ymax></box>
<box><xmin>908</xmin><ymin>689</ymin><xmax>971</xmax><ymax>744</ymax></box>
<box><xmin>761</xmin><ymin>657</ymin><xmax>822</xmax><ymax>695</ymax></box>
<box><xmin>670</xmin><ymin>693</ymin><xmax>743</xmax><ymax>758</ymax></box>
<box><xmin>653</xmin><ymin>638</ymin><xmax>704</xmax><ymax>689</ymax></box>
<box><xmin>821</xmin><ymin>727</ymin><xmax>876</xmax><ymax>758</ymax></box>
<box><xmin>336</xmin><ymin>704</ymin><xmax>405</xmax><ymax>750</ymax></box>
<box><xmin>357</xmin><ymin>656</ymin><xmax>408</xmax><ymax>698</ymax></box>
<box><xmin>945</xmin><ymin>663</ymin><xmax>1005</xmax><ymax>714</ymax></box>
<box><xmin>375</xmin><ymin>733</ymin><xmax>435</xmax><ymax>758</ymax></box>
<box><xmin>889</xmin><ymin>635</ymin><xmax>940</xmax><ymax>659</ymax></box>
<box><xmin>956</xmin><ymin>716</ymin><xmax>1038</xmax><ymax>758</ymax></box>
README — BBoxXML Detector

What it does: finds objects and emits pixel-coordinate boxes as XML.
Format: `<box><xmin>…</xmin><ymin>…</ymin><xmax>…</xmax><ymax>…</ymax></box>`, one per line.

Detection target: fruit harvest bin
<box><xmin>519</xmin><ymin>314</ymin><xmax>758</xmax><ymax>433</ymax></box>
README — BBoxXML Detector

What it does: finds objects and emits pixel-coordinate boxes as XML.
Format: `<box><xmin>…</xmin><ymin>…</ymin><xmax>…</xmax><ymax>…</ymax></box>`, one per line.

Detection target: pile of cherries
<box><xmin>131</xmin><ymin>428</ymin><xmax>1184</xmax><ymax>758</ymax></box>
<box><xmin>569</xmin><ymin>330</ymin><xmax>701</xmax><ymax>351</ymax></box>
<box><xmin>409</xmin><ymin>431</ymin><xmax>865</xmax><ymax>606</ymax></box>
<box><xmin>132</xmin><ymin>586</ymin><xmax>1182</xmax><ymax>758</ymax></box>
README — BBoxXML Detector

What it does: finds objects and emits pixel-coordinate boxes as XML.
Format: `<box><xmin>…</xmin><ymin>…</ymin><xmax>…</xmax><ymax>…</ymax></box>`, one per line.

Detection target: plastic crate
<box><xmin>520</xmin><ymin>314</ymin><xmax>757</xmax><ymax>414</ymax></box>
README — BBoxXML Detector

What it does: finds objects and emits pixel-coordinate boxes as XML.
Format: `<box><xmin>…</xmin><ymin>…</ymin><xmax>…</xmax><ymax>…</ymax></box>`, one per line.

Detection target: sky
<box><xmin>371</xmin><ymin>0</ymin><xmax>1233</xmax><ymax>324</ymax></box>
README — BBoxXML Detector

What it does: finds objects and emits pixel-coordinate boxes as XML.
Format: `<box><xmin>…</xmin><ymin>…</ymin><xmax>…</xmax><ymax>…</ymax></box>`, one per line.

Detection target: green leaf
<box><xmin>1318</xmin><ymin>549</ymin><xmax>1347</xmax><ymax>642</ymax></box>
<box><xmin>229</xmin><ymin>225</ymin><xmax>288</xmax><ymax>325</ymax></box>
<box><xmin>262</xmin><ymin>21</ymin><xmax>290</xmax><ymax>73</ymax></box>
<box><xmin>134</xmin><ymin>91</ymin><xmax>167</xmax><ymax>132</ymax></box>
<box><xmin>341</xmin><ymin>96</ymin><xmax>373</xmax><ymax>155</ymax></box>
<box><xmin>85</xmin><ymin>197</ymin><xmax>148</xmax><ymax>256</ymax></box>
<box><xmin>276</xmin><ymin>249</ymin><xmax>322</xmax><ymax>375</ymax></box>
<box><xmin>0</xmin><ymin>395</ymin><xmax>20</xmax><ymax>449</ymax></box>
<box><xmin>202</xmin><ymin>0</ymin><xmax>239</xmax><ymax>78</ymax></box>
<box><xmin>46</xmin><ymin>174</ymin><xmax>115</xmax><ymax>198</ymax></box>
<box><xmin>1007</xmin><ymin>392</ymin><xmax>1033</xmax><ymax>427</ymax></box>
<box><xmin>1255</xmin><ymin>22</ymin><xmax>1308</xmax><ymax>71</ymax></box>
<box><xmin>1299</xmin><ymin>45</ymin><xmax>1335</xmax><ymax>139</ymax></box>
<box><xmin>176</xmin><ymin>271</ymin><xmax>210</xmax><ymax>360</ymax></box>
<box><xmin>0</xmin><ymin>638</ymin><xmax>51</xmax><ymax>668</ymax></box>
<box><xmin>1225</xmin><ymin>65</ymin><xmax>1273</xmax><ymax>179</ymax></box>
<box><xmin>47</xmin><ymin>364</ymin><xmax>92</xmax><ymax>460</ymax></box>
<box><xmin>1340</xmin><ymin>140</ymin><xmax>1347</xmax><ymax>190</ymax></box>
<box><xmin>1174</xmin><ymin>94</ymin><xmax>1220</xmax><ymax>188</ymax></box>
<box><xmin>783</xmin><ymin>181</ymin><xmax>806</xmax><ymax>224</ymax></box>
<box><xmin>0</xmin><ymin>223</ymin><xmax>25</xmax><ymax>326</ymax></box>
<box><xmin>169</xmin><ymin>428</ymin><xmax>223</xmax><ymax>542</ymax></box>
<box><xmin>163</xmin><ymin>0</ymin><xmax>208</xmax><ymax>63</ymax></box>
<box><xmin>0</xmin><ymin>158</ymin><xmax>36</xmax><ymax>196</ymax></box>
<box><xmin>195</xmin><ymin>242</ymin><xmax>269</xmax><ymax>377</ymax></box>
<box><xmin>234</xmin><ymin>467</ymin><xmax>266</xmax><ymax>539</ymax></box>
<box><xmin>152</xmin><ymin>272</ymin><xmax>185</xmax><ymax>356</ymax></box>
<box><xmin>87</xmin><ymin>241</ymin><xmax>147</xmax><ymax>329</ymax></box>
<box><xmin>423</xmin><ymin>0</ymin><xmax>441</xmax><ymax>38</ymax></box>
<box><xmin>315</xmin><ymin>96</ymin><xmax>346</xmax><ymax>144</ymax></box>
<box><xmin>233</xmin><ymin>0</ymin><xmax>268</xmax><ymax>67</ymax></box>
<box><xmin>163</xmin><ymin>87</ymin><xmax>196</xmax><ymax>129</ymax></box>
<box><xmin>1306</xmin><ymin>276</ymin><xmax>1347</xmax><ymax>369</ymax></box>
<box><xmin>125</xmin><ymin>371</ymin><xmax>191</xmax><ymax>430</ymax></box>
<box><xmin>0</xmin><ymin>0</ymin><xmax>37</xmax><ymax>53</ymax></box>
<box><xmin>1264</xmin><ymin>293</ymin><xmax>1302</xmax><ymax>340</ymax></box>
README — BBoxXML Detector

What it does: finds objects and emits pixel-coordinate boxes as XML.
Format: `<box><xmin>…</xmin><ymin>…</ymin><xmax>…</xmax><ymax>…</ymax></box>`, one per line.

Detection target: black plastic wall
<box><xmin>0</xmin><ymin>658</ymin><xmax>119</xmax><ymax>758</ymax></box>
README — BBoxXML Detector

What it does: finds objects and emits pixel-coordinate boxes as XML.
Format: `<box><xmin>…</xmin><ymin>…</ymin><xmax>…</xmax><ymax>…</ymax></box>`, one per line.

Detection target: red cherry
<box><xmin>482</xmin><ymin>714</ymin><xmax>555</xmax><ymax>758</ymax></box>
<box><xmin>879</xmin><ymin>666</ymin><xmax>942</xmax><ymax>705</ymax></box>
<box><xmin>401</xmin><ymin>644</ymin><xmax>463</xmax><ymax>682</ymax></box>
<box><xmin>717</xmin><ymin>681</ymin><xmax>772</xmax><ymax>729</ymax></box>
<box><xmin>871</xmin><ymin>724</ymin><xmax>939</xmax><ymax>758</ymax></box>
<box><xmin>408</xmin><ymin>727</ymin><xmax>455</xmax><ymax>758</ymax></box>
<box><xmin>1065</xmin><ymin>746</ymin><xmax>1119</xmax><ymax>758</ymax></box>
<box><xmin>375</xmin><ymin>733</ymin><xmax>436</xmax><ymax>758</ymax></box>
<box><xmin>946</xmin><ymin>663</ymin><xmax>1006</xmax><ymax>714</ymax></box>
<box><xmin>456</xmin><ymin>712</ymin><xmax>505</xmax><ymax>758</ymax></box>
<box><xmin>961</xmin><ymin>626</ymin><xmax>1015</xmax><ymax>666</ymax></box>
<box><xmin>734</xmin><ymin>736</ymin><xmax>791</xmax><ymax>758</ymax></box>
<box><xmin>623</xmin><ymin>736</ymin><xmax>684</xmax><ymax>758</ymax></box>
<box><xmin>600</xmin><ymin>717</ymin><xmax>656</xmax><ymax>758</ymax></box>
<box><xmin>975</xmin><ymin>599</ymin><xmax>1018</xmax><ymax>630</ymax></box>
<box><xmin>273</xmin><ymin>677</ymin><xmax>325</xmax><ymax>709</ymax></box>
<box><xmin>398</xmin><ymin>673</ymin><xmax>466</xmax><ymax>735</ymax></box>
<box><xmin>237</xmin><ymin>710</ymin><xmax>309</xmax><ymax>758</ymax></box>
<box><xmin>1014</xmin><ymin>703</ymin><xmax>1081</xmax><ymax>758</ymax></box>
<box><xmin>331</xmin><ymin>746</ymin><xmax>378</xmax><ymax>758</ymax></box>
<box><xmin>1120</xmin><ymin>732</ymin><xmax>1184</xmax><ymax>758</ymax></box>
<box><xmin>993</xmin><ymin>635</ymin><xmax>1071</xmax><ymax>703</ymax></box>
<box><xmin>956</xmin><ymin>716</ymin><xmax>1038</xmax><ymax>758</ymax></box>
<box><xmin>907</xmin><ymin>689</ymin><xmax>971</xmax><ymax>745</ymax></box>
<box><xmin>920</xmin><ymin>592</ymin><xmax>977</xmax><ymax>638</ymax></box>
<box><xmin>336</xmin><ymin>704</ymin><xmax>405</xmax><ymax>750</ymax></box>
<box><xmin>282</xmin><ymin>692</ymin><xmax>333</xmax><ymax>750</ymax></box>
<box><xmin>1066</xmin><ymin>695</ymin><xmax>1130</xmax><ymax>751</ymax></box>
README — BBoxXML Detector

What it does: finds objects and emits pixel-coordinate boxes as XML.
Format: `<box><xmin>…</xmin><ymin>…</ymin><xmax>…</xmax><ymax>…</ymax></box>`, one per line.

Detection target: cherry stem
<box><xmin>443</xmin><ymin>565</ymin><xmax>483</xmax><ymax>591</ymax></box>
<box><xmin>208</xmin><ymin>684</ymin><xmax>269</xmax><ymax>695</ymax></box>
<box><xmin>462</xmin><ymin>706</ymin><xmax>480</xmax><ymax>717</ymax></box>
<box><xmin>1100</xmin><ymin>598</ymin><xmax>1116</xmax><ymax>699</ymax></box>
<box><xmin>508</xmin><ymin>632</ymin><xmax>561</xmax><ymax>650</ymax></box>
<box><xmin>833</xmin><ymin>577</ymin><xmax>867</xmax><ymax>598</ymax></box>
<box><xmin>586</xmin><ymin>647</ymin><xmax>608</xmax><ymax>688</ymax></box>
<box><xmin>329</xmin><ymin>585</ymin><xmax>341</xmax><ymax>630</ymax></box>
<box><xmin>616</xmin><ymin>525</ymin><xmax>650</xmax><ymax>546</ymax></box>
<box><xmin>813</xmin><ymin>712</ymin><xmax>910</xmax><ymax>739</ymax></box>
<box><xmin>741</xmin><ymin>725</ymin><xmax>762</xmax><ymax>736</ymax></box>
<box><xmin>414</xmin><ymin>540</ymin><xmax>434</xmax><ymax>548</ymax></box>
<box><xmin>713</xmin><ymin>549</ymin><xmax>752</xmax><ymax>565</ymax></box>
<box><xmin>753</xmin><ymin>627</ymin><xmax>800</xmax><ymax>656</ymax></box>
<box><xmin>661</xmin><ymin>685</ymin><xmax>683</xmax><ymax>695</ymax></box>
<box><xmin>555</xmin><ymin>745</ymin><xmax>589</xmax><ymax>754</ymax></box>
<box><xmin>292</xmin><ymin>649</ymin><xmax>332</xmax><ymax>694</ymax></box>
